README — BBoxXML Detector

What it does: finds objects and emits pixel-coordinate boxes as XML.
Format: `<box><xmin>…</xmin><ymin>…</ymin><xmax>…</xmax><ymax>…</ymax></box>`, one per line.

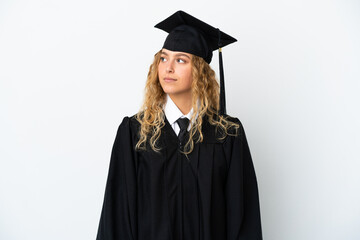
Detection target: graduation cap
<box><xmin>155</xmin><ymin>10</ymin><xmax>237</xmax><ymax>115</ymax></box>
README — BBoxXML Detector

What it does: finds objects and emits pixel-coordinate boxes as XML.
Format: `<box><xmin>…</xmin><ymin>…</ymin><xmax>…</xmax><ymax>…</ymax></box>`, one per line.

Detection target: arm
<box><xmin>225</xmin><ymin>119</ymin><xmax>262</xmax><ymax>240</ymax></box>
<box><xmin>96</xmin><ymin>117</ymin><xmax>137</xmax><ymax>240</ymax></box>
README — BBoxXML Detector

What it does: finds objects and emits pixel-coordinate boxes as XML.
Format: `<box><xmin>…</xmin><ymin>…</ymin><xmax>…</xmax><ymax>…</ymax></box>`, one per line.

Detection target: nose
<box><xmin>166</xmin><ymin>61</ymin><xmax>174</xmax><ymax>73</ymax></box>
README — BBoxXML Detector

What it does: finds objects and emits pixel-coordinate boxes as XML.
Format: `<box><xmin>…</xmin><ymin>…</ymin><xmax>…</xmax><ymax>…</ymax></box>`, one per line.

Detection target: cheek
<box><xmin>184</xmin><ymin>68</ymin><xmax>193</xmax><ymax>87</ymax></box>
<box><xmin>157</xmin><ymin>64</ymin><xmax>163</xmax><ymax>77</ymax></box>
<box><xmin>186</xmin><ymin>76</ymin><xmax>193</xmax><ymax>88</ymax></box>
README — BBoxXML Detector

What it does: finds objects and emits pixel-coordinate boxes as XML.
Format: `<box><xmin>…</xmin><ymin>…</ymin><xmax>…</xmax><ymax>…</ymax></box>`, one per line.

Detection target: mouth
<box><xmin>164</xmin><ymin>77</ymin><xmax>176</xmax><ymax>83</ymax></box>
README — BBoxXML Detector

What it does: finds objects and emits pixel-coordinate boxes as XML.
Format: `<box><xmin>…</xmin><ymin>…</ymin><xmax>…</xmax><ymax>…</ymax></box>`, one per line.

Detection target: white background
<box><xmin>1</xmin><ymin>0</ymin><xmax>359</xmax><ymax>239</ymax></box>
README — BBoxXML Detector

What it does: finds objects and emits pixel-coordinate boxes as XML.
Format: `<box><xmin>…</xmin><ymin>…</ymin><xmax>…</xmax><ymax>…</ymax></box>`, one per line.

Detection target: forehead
<box><xmin>161</xmin><ymin>48</ymin><xmax>192</xmax><ymax>58</ymax></box>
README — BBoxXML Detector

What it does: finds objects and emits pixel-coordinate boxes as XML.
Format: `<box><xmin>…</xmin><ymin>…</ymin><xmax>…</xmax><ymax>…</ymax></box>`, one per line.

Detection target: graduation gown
<box><xmin>96</xmin><ymin>114</ymin><xmax>262</xmax><ymax>240</ymax></box>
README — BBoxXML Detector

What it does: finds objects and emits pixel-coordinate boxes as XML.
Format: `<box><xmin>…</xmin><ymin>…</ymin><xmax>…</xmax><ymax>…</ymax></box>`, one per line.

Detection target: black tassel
<box><xmin>219</xmin><ymin>49</ymin><xmax>226</xmax><ymax>115</ymax></box>
<box><xmin>218</xmin><ymin>29</ymin><xmax>226</xmax><ymax>115</ymax></box>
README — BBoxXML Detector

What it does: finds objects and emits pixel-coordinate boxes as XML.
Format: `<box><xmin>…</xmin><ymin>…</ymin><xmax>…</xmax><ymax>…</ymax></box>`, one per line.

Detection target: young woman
<box><xmin>97</xmin><ymin>11</ymin><xmax>262</xmax><ymax>240</ymax></box>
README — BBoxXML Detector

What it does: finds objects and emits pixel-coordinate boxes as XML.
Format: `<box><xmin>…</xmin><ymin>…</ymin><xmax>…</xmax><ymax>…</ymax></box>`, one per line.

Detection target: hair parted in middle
<box><xmin>135</xmin><ymin>50</ymin><xmax>239</xmax><ymax>154</ymax></box>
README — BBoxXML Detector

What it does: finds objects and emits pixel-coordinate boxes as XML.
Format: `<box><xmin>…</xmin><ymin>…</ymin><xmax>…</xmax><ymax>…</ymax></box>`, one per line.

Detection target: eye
<box><xmin>176</xmin><ymin>58</ymin><xmax>186</xmax><ymax>63</ymax></box>
<box><xmin>160</xmin><ymin>56</ymin><xmax>167</xmax><ymax>62</ymax></box>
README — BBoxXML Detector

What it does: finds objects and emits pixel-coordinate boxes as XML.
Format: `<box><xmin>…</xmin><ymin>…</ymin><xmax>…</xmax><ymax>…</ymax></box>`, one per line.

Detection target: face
<box><xmin>158</xmin><ymin>48</ymin><xmax>193</xmax><ymax>99</ymax></box>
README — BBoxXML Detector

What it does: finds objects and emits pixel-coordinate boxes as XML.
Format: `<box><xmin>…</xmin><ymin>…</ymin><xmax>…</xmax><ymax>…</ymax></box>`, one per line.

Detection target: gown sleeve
<box><xmin>96</xmin><ymin>117</ymin><xmax>137</xmax><ymax>240</ymax></box>
<box><xmin>225</xmin><ymin>118</ymin><xmax>263</xmax><ymax>240</ymax></box>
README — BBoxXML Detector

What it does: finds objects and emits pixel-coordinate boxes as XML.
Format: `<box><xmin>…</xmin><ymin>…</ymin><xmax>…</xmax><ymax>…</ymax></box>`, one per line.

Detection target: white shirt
<box><xmin>163</xmin><ymin>94</ymin><xmax>197</xmax><ymax>136</ymax></box>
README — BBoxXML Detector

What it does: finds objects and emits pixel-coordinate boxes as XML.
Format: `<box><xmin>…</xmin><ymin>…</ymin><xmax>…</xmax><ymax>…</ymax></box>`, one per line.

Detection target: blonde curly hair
<box><xmin>135</xmin><ymin>50</ymin><xmax>239</xmax><ymax>154</ymax></box>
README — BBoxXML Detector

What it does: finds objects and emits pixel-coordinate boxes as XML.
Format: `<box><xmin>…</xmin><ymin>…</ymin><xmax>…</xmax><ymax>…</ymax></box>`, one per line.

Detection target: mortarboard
<box><xmin>155</xmin><ymin>10</ymin><xmax>237</xmax><ymax>115</ymax></box>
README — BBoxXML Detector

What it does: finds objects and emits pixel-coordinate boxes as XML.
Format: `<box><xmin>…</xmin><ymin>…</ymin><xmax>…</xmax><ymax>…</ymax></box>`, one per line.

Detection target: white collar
<box><xmin>164</xmin><ymin>94</ymin><xmax>198</xmax><ymax>129</ymax></box>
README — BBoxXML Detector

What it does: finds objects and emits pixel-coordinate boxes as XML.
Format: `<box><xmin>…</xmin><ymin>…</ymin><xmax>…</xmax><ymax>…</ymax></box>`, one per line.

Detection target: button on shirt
<box><xmin>163</xmin><ymin>94</ymin><xmax>198</xmax><ymax>136</ymax></box>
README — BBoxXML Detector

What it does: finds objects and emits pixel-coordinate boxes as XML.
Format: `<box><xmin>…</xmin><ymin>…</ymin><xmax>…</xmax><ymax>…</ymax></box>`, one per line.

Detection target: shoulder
<box><xmin>209</xmin><ymin>113</ymin><xmax>240</xmax><ymax>123</ymax></box>
<box><xmin>200</xmin><ymin>113</ymin><xmax>241</xmax><ymax>143</ymax></box>
<box><xmin>215</xmin><ymin>113</ymin><xmax>245</xmax><ymax>134</ymax></box>
<box><xmin>221</xmin><ymin>114</ymin><xmax>249</xmax><ymax>145</ymax></box>
<box><xmin>225</xmin><ymin>114</ymin><xmax>245</xmax><ymax>133</ymax></box>
<box><xmin>114</xmin><ymin>114</ymin><xmax>141</xmax><ymax>140</ymax></box>
<box><xmin>215</xmin><ymin>113</ymin><xmax>249</xmax><ymax>143</ymax></box>
<box><xmin>118</xmin><ymin>114</ymin><xmax>140</xmax><ymax>128</ymax></box>
<box><xmin>221</xmin><ymin>114</ymin><xmax>241</xmax><ymax>125</ymax></box>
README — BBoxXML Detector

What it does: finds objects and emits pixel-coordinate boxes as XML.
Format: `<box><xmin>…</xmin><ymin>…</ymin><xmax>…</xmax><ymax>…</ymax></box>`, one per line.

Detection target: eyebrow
<box><xmin>161</xmin><ymin>51</ymin><xmax>191</xmax><ymax>59</ymax></box>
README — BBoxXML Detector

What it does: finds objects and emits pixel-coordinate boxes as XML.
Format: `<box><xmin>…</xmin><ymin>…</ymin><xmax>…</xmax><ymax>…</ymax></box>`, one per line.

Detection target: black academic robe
<box><xmin>96</xmin><ymin>114</ymin><xmax>262</xmax><ymax>240</ymax></box>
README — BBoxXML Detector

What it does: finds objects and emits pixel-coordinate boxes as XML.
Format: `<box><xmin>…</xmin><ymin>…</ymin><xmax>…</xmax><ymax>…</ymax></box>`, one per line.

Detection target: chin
<box><xmin>161</xmin><ymin>86</ymin><xmax>176</xmax><ymax>95</ymax></box>
<box><xmin>161</xmin><ymin>85</ymin><xmax>191</xmax><ymax>97</ymax></box>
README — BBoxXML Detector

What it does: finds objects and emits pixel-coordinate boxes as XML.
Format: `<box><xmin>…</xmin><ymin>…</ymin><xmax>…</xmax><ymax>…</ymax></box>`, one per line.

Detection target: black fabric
<box><xmin>96</xmin><ymin>114</ymin><xmax>263</xmax><ymax>240</ymax></box>
<box><xmin>155</xmin><ymin>10</ymin><xmax>237</xmax><ymax>64</ymax></box>
<box><xmin>219</xmin><ymin>50</ymin><xmax>226</xmax><ymax>115</ymax></box>
<box><xmin>176</xmin><ymin>117</ymin><xmax>190</xmax><ymax>145</ymax></box>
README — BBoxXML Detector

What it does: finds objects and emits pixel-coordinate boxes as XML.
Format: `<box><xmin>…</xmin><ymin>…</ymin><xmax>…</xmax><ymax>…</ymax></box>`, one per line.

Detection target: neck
<box><xmin>169</xmin><ymin>93</ymin><xmax>192</xmax><ymax>115</ymax></box>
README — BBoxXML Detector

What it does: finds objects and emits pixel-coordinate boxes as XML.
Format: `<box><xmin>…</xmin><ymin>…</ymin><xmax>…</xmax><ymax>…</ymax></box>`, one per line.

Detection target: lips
<box><xmin>164</xmin><ymin>77</ymin><xmax>176</xmax><ymax>82</ymax></box>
